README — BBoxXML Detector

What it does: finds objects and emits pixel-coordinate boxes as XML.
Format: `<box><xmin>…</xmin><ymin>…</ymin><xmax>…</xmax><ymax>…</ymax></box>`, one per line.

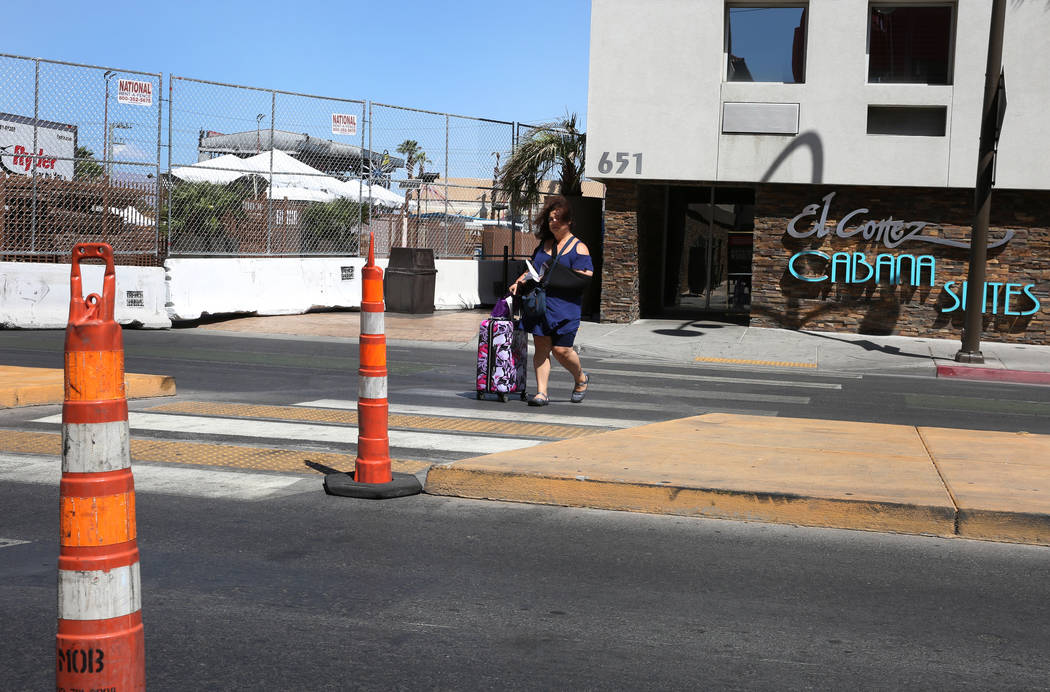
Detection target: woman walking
<box><xmin>509</xmin><ymin>195</ymin><xmax>593</xmax><ymax>406</ymax></box>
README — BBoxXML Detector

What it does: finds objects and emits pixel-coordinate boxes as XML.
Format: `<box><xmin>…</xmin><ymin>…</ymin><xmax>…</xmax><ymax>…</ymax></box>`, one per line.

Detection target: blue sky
<box><xmin>2</xmin><ymin>0</ymin><xmax>592</xmax><ymax>128</ymax></box>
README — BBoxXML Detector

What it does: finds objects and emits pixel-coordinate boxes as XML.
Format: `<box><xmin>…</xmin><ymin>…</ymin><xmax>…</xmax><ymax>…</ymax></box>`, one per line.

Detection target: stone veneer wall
<box><xmin>750</xmin><ymin>184</ymin><xmax>1050</xmax><ymax>344</ymax></box>
<box><xmin>600</xmin><ymin>180</ymin><xmax>641</xmax><ymax>323</ymax></box>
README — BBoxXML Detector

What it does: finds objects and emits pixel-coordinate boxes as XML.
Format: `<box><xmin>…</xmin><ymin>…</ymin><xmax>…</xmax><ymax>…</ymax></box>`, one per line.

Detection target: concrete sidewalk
<box><xmin>426</xmin><ymin>413</ymin><xmax>1050</xmax><ymax>547</ymax></box>
<box><xmin>193</xmin><ymin>310</ymin><xmax>1050</xmax><ymax>382</ymax></box>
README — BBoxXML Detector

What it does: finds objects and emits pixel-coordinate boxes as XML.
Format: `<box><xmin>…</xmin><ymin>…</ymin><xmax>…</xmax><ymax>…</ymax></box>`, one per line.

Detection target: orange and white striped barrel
<box><xmin>356</xmin><ymin>232</ymin><xmax>392</xmax><ymax>484</ymax></box>
<box><xmin>57</xmin><ymin>243</ymin><xmax>145</xmax><ymax>691</ymax></box>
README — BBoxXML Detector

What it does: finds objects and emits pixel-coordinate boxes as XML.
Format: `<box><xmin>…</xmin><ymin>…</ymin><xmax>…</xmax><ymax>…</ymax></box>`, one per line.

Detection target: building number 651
<box><xmin>597</xmin><ymin>152</ymin><xmax>643</xmax><ymax>175</ymax></box>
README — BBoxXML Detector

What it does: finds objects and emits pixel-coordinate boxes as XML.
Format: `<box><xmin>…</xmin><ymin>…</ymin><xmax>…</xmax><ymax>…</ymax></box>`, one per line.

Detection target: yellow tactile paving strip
<box><xmin>144</xmin><ymin>401</ymin><xmax>605</xmax><ymax>440</ymax></box>
<box><xmin>0</xmin><ymin>429</ymin><xmax>428</xmax><ymax>476</ymax></box>
<box><xmin>694</xmin><ymin>357</ymin><xmax>817</xmax><ymax>368</ymax></box>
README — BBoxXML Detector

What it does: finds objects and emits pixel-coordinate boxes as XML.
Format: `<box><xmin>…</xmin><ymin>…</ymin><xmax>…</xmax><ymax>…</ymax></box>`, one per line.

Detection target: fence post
<box><xmin>166</xmin><ymin>76</ymin><xmax>174</xmax><ymax>257</ymax></box>
<box><xmin>155</xmin><ymin>73</ymin><xmax>163</xmax><ymax>261</ymax></box>
<box><xmin>31</xmin><ymin>59</ymin><xmax>39</xmax><ymax>252</ymax></box>
<box><xmin>266</xmin><ymin>90</ymin><xmax>275</xmax><ymax>255</ymax></box>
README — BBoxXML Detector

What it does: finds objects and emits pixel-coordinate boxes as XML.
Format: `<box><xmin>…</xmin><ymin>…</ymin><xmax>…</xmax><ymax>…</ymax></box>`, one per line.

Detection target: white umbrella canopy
<box><xmin>170</xmin><ymin>149</ymin><xmax>405</xmax><ymax>206</ymax></box>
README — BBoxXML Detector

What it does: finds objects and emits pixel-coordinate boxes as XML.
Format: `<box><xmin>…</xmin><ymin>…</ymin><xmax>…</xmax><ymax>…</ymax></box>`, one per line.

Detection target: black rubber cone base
<box><xmin>323</xmin><ymin>471</ymin><xmax>423</xmax><ymax>499</ymax></box>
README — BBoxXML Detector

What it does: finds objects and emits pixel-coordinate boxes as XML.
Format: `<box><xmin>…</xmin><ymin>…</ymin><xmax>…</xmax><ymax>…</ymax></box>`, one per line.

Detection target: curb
<box><xmin>424</xmin><ymin>466</ymin><xmax>959</xmax><ymax>539</ymax></box>
<box><xmin>936</xmin><ymin>365</ymin><xmax>1050</xmax><ymax>386</ymax></box>
<box><xmin>0</xmin><ymin>368</ymin><xmax>175</xmax><ymax>408</ymax></box>
<box><xmin>424</xmin><ymin>466</ymin><xmax>1050</xmax><ymax>547</ymax></box>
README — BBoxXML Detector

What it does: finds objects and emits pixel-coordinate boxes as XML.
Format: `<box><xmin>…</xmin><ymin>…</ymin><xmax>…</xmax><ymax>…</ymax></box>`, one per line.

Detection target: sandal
<box><xmin>570</xmin><ymin>373</ymin><xmax>589</xmax><ymax>403</ymax></box>
<box><xmin>528</xmin><ymin>393</ymin><xmax>550</xmax><ymax>407</ymax></box>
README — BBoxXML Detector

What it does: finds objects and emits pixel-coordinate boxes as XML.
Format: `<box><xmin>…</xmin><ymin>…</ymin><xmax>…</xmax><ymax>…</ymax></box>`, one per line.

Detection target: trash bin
<box><xmin>384</xmin><ymin>248</ymin><xmax>438</xmax><ymax>314</ymax></box>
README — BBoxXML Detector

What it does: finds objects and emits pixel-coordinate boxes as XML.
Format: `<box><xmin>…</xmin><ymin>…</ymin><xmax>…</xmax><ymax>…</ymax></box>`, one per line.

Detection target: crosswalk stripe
<box><xmin>296</xmin><ymin>396</ymin><xmax>781</xmax><ymax>420</ymax></box>
<box><xmin>33</xmin><ymin>413</ymin><xmax>545</xmax><ymax>455</ymax></box>
<box><xmin>0</xmin><ymin>429</ymin><xmax>429</xmax><ymax>476</ymax></box>
<box><xmin>0</xmin><ymin>453</ymin><xmax>314</xmax><ymax>501</ymax></box>
<box><xmin>391</xmin><ymin>389</ymin><xmax>788</xmax><ymax>413</ymax></box>
<box><xmin>582</xmin><ymin>367</ymin><xmax>843</xmax><ymax>390</ymax></box>
<box><xmin>295</xmin><ymin>399</ymin><xmax>654</xmax><ymax>428</ymax></box>
<box><xmin>554</xmin><ymin>383</ymin><xmax>810</xmax><ymax>405</ymax></box>
<box><xmin>143</xmin><ymin>401</ymin><xmax>607</xmax><ymax>439</ymax></box>
<box><xmin>396</xmin><ymin>385</ymin><xmax>807</xmax><ymax>406</ymax></box>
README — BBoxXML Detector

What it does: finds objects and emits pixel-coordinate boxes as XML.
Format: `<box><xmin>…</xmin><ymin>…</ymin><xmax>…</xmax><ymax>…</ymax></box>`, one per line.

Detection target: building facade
<box><xmin>587</xmin><ymin>0</ymin><xmax>1050</xmax><ymax>343</ymax></box>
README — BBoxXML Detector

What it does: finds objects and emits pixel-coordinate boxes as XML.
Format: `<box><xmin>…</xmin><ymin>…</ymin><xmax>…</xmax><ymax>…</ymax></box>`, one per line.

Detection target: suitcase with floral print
<box><xmin>476</xmin><ymin>318</ymin><xmax>528</xmax><ymax>401</ymax></box>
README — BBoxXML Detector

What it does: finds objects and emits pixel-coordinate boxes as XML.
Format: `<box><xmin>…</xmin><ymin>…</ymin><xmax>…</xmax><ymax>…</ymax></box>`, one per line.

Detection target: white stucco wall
<box><xmin>587</xmin><ymin>0</ymin><xmax>1050</xmax><ymax>190</ymax></box>
<box><xmin>0</xmin><ymin>262</ymin><xmax>169</xmax><ymax>329</ymax></box>
<box><xmin>165</xmin><ymin>257</ymin><xmax>479</xmax><ymax>322</ymax></box>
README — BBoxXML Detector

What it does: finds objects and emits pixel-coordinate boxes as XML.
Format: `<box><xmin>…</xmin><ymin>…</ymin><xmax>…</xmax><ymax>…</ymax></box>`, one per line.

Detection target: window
<box><xmin>866</xmin><ymin>105</ymin><xmax>947</xmax><ymax>136</ymax></box>
<box><xmin>869</xmin><ymin>5</ymin><xmax>954</xmax><ymax>84</ymax></box>
<box><xmin>726</xmin><ymin>6</ymin><xmax>808</xmax><ymax>83</ymax></box>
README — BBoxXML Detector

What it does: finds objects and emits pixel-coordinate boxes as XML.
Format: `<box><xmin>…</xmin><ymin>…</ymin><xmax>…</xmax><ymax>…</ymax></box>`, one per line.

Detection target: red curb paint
<box><xmin>936</xmin><ymin>365</ymin><xmax>1050</xmax><ymax>385</ymax></box>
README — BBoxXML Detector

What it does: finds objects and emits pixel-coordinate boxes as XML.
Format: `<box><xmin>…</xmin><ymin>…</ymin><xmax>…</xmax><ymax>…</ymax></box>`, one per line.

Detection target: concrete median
<box><xmin>0</xmin><ymin>365</ymin><xmax>175</xmax><ymax>408</ymax></box>
<box><xmin>425</xmin><ymin>413</ymin><xmax>1050</xmax><ymax>546</ymax></box>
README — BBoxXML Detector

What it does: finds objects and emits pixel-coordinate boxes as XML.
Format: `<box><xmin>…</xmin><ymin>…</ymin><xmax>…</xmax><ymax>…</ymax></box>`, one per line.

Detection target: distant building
<box><xmin>197</xmin><ymin>129</ymin><xmax>403</xmax><ymax>180</ymax></box>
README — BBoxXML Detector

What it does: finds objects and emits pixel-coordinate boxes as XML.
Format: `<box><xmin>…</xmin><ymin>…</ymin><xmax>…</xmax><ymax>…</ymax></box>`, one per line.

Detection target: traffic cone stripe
<box><xmin>61</xmin><ymin>492</ymin><xmax>137</xmax><ymax>546</ymax></box>
<box><xmin>64</xmin><ymin>350</ymin><xmax>126</xmax><ymax>399</ymax></box>
<box><xmin>59</xmin><ymin>542</ymin><xmax>139</xmax><ymax>572</ymax></box>
<box><xmin>58</xmin><ymin>242</ymin><xmax>145</xmax><ymax>690</ymax></box>
<box><xmin>62</xmin><ymin>421</ymin><xmax>132</xmax><ymax>473</ymax></box>
<box><xmin>360</xmin><ymin>310</ymin><xmax>384</xmax><ymax>333</ymax></box>
<box><xmin>359</xmin><ymin>337</ymin><xmax>387</xmax><ymax>367</ymax></box>
<box><xmin>359</xmin><ymin>377</ymin><xmax>388</xmax><ymax>400</ymax></box>
<box><xmin>58</xmin><ymin>563</ymin><xmax>142</xmax><ymax>620</ymax></box>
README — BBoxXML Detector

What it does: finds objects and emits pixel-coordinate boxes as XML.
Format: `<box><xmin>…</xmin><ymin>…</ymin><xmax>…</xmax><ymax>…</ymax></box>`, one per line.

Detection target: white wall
<box><xmin>165</xmin><ymin>257</ymin><xmax>479</xmax><ymax>322</ymax></box>
<box><xmin>0</xmin><ymin>262</ymin><xmax>169</xmax><ymax>329</ymax></box>
<box><xmin>587</xmin><ymin>0</ymin><xmax>1050</xmax><ymax>190</ymax></box>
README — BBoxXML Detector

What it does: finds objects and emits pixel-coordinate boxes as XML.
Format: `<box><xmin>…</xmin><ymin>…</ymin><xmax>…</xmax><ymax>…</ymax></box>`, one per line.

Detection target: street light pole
<box><xmin>956</xmin><ymin>0</ymin><xmax>1008</xmax><ymax>364</ymax></box>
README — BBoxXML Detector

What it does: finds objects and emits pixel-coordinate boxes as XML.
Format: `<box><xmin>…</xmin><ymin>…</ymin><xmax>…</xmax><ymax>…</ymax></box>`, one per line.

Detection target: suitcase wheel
<box><xmin>476</xmin><ymin>391</ymin><xmax>482</xmax><ymax>400</ymax></box>
<box><xmin>498</xmin><ymin>393</ymin><xmax>507</xmax><ymax>403</ymax></box>
<box><xmin>520</xmin><ymin>391</ymin><xmax>528</xmax><ymax>401</ymax></box>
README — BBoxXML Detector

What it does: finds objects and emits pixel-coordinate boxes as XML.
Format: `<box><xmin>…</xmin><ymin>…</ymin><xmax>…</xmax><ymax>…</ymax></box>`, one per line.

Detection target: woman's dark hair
<box><xmin>533</xmin><ymin>195</ymin><xmax>574</xmax><ymax>242</ymax></box>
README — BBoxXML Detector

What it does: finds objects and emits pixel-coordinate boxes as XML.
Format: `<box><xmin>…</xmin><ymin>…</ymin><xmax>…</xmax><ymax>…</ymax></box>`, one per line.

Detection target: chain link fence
<box><xmin>0</xmin><ymin>54</ymin><xmax>162</xmax><ymax>265</ymax></box>
<box><xmin>0</xmin><ymin>53</ymin><xmax>573</xmax><ymax>263</ymax></box>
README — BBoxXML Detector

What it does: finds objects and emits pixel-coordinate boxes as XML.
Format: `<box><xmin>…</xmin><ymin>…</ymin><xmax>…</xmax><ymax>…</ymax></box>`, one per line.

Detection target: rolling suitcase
<box><xmin>476</xmin><ymin>317</ymin><xmax>529</xmax><ymax>402</ymax></box>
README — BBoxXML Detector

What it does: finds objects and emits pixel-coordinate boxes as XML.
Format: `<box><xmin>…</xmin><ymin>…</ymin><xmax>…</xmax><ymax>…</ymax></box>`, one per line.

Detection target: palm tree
<box><xmin>396</xmin><ymin>140</ymin><xmax>421</xmax><ymax>245</ymax></box>
<box><xmin>396</xmin><ymin>139</ymin><xmax>420</xmax><ymax>179</ymax></box>
<box><xmin>498</xmin><ymin>113</ymin><xmax>585</xmax><ymax>218</ymax></box>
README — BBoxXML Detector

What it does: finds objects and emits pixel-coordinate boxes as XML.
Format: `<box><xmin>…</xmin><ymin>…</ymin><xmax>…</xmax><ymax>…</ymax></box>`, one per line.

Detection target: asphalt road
<box><xmin>3</xmin><ymin>479</ymin><xmax>1048</xmax><ymax>690</ymax></box>
<box><xmin>2</xmin><ymin>327</ymin><xmax>1050</xmax><ymax>434</ymax></box>
<box><xmin>3</xmin><ymin>327</ymin><xmax>1050</xmax><ymax>689</ymax></box>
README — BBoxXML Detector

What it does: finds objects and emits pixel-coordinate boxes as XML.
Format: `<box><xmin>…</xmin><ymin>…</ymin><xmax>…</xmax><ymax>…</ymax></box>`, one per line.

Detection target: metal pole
<box><xmin>444</xmin><ymin>114</ymin><xmax>449</xmax><ymax>258</ymax></box>
<box><xmin>155</xmin><ymin>74</ymin><xmax>163</xmax><ymax>262</ymax></box>
<box><xmin>359</xmin><ymin>100</ymin><xmax>365</xmax><ymax>256</ymax></box>
<box><xmin>102</xmin><ymin>70</ymin><xmax>113</xmax><ymax>240</ymax></box>
<box><xmin>31</xmin><ymin>59</ymin><xmax>39</xmax><ymax>252</ymax></box>
<box><xmin>956</xmin><ymin>0</ymin><xmax>1007</xmax><ymax>364</ymax></box>
<box><xmin>166</xmin><ymin>77</ymin><xmax>174</xmax><ymax>256</ymax></box>
<box><xmin>266</xmin><ymin>91</ymin><xmax>275</xmax><ymax>255</ymax></box>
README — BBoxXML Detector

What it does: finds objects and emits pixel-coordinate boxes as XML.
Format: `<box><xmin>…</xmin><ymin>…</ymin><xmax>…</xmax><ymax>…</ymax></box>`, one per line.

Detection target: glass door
<box><xmin>664</xmin><ymin>187</ymin><xmax>753</xmax><ymax>315</ymax></box>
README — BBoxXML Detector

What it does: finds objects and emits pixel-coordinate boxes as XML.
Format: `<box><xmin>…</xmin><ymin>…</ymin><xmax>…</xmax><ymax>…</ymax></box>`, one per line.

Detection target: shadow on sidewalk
<box><xmin>798</xmin><ymin>330</ymin><xmax>930</xmax><ymax>359</ymax></box>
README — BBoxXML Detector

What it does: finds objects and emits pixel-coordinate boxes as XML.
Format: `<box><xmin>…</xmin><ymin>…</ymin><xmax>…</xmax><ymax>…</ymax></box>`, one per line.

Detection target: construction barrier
<box><xmin>324</xmin><ymin>233</ymin><xmax>422</xmax><ymax>499</ymax></box>
<box><xmin>57</xmin><ymin>243</ymin><xmax>145</xmax><ymax>691</ymax></box>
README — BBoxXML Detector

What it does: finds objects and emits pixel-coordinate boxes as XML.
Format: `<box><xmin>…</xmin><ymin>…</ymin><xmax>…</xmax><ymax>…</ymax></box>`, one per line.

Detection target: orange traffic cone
<box><xmin>57</xmin><ymin>243</ymin><xmax>145</xmax><ymax>690</ymax></box>
<box><xmin>325</xmin><ymin>233</ymin><xmax>421</xmax><ymax>499</ymax></box>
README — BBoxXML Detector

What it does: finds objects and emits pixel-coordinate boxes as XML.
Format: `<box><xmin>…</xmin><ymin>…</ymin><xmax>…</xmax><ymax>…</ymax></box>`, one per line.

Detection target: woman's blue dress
<box><xmin>525</xmin><ymin>237</ymin><xmax>594</xmax><ymax>337</ymax></box>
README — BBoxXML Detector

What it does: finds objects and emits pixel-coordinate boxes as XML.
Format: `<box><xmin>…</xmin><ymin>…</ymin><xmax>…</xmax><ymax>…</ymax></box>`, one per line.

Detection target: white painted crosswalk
<box><xmin>0</xmin><ymin>454</ymin><xmax>314</xmax><ymax>500</ymax></box>
<box><xmin>3</xmin><ymin>365</ymin><xmax>835</xmax><ymax>496</ymax></box>
<box><xmin>32</xmin><ymin>412</ymin><xmax>544</xmax><ymax>455</ymax></box>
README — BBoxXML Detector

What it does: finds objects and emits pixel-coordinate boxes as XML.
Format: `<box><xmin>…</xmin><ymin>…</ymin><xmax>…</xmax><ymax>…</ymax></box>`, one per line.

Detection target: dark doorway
<box><xmin>652</xmin><ymin>185</ymin><xmax>754</xmax><ymax>320</ymax></box>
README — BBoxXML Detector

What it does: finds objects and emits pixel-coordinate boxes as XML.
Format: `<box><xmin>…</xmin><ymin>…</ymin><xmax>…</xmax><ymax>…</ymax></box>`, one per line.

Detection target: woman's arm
<box><xmin>572</xmin><ymin>240</ymin><xmax>594</xmax><ymax>276</ymax></box>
